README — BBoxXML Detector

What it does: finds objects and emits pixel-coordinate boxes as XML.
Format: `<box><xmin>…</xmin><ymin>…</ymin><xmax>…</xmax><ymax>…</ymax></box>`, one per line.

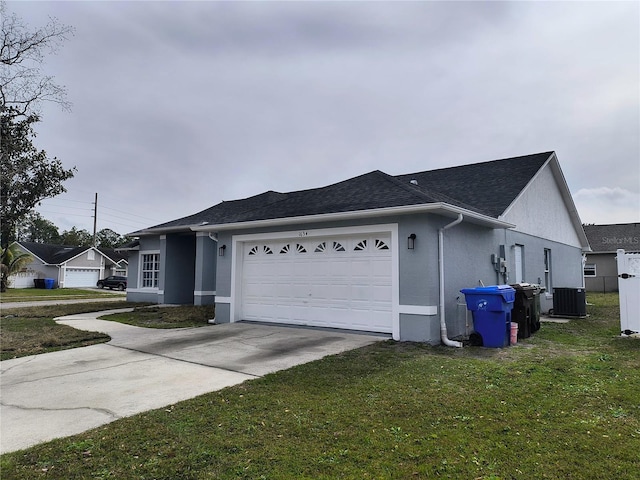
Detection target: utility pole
<box><xmin>92</xmin><ymin>192</ymin><xmax>98</xmax><ymax>247</ymax></box>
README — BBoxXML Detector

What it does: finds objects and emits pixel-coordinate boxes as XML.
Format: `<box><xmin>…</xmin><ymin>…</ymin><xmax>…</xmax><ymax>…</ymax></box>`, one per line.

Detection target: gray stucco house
<box><xmin>9</xmin><ymin>242</ymin><xmax>128</xmax><ymax>288</ymax></box>
<box><xmin>127</xmin><ymin>151</ymin><xmax>589</xmax><ymax>344</ymax></box>
<box><xmin>583</xmin><ymin>223</ymin><xmax>640</xmax><ymax>292</ymax></box>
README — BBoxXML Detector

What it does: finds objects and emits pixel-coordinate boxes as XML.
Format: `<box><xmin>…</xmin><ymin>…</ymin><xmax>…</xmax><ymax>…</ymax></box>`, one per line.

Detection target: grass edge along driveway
<box><xmin>0</xmin><ymin>304</ymin><xmax>214</xmax><ymax>360</ymax></box>
<box><xmin>1</xmin><ymin>293</ymin><xmax>639</xmax><ymax>479</ymax></box>
<box><xmin>0</xmin><ymin>288</ymin><xmax>123</xmax><ymax>303</ymax></box>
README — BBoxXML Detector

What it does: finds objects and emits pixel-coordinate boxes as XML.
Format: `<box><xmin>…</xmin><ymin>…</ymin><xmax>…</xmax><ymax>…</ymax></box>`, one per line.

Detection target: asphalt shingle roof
<box><xmin>140</xmin><ymin>151</ymin><xmax>554</xmax><ymax>233</ymax></box>
<box><xmin>583</xmin><ymin>223</ymin><xmax>640</xmax><ymax>253</ymax></box>
<box><xmin>18</xmin><ymin>242</ymin><xmax>127</xmax><ymax>264</ymax></box>
<box><xmin>18</xmin><ymin>242</ymin><xmax>83</xmax><ymax>264</ymax></box>
<box><xmin>394</xmin><ymin>151</ymin><xmax>552</xmax><ymax>218</ymax></box>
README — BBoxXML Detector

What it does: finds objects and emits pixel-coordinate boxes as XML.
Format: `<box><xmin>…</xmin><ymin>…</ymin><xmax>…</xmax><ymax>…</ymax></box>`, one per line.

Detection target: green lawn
<box><xmin>99</xmin><ymin>305</ymin><xmax>215</xmax><ymax>329</ymax></box>
<box><xmin>0</xmin><ymin>288</ymin><xmax>122</xmax><ymax>302</ymax></box>
<box><xmin>0</xmin><ymin>304</ymin><xmax>211</xmax><ymax>360</ymax></box>
<box><xmin>0</xmin><ymin>301</ymin><xmax>133</xmax><ymax>360</ymax></box>
<box><xmin>1</xmin><ymin>293</ymin><xmax>638</xmax><ymax>479</ymax></box>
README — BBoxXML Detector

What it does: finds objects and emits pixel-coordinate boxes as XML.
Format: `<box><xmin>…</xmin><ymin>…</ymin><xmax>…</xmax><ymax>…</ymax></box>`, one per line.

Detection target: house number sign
<box><xmin>298</xmin><ymin>231</ymin><xmax>309</xmax><ymax>237</ymax></box>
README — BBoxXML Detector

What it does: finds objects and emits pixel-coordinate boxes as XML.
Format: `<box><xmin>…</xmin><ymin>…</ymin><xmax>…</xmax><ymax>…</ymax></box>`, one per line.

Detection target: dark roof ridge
<box><xmin>276</xmin><ymin>170</ymin><xmax>388</xmax><ymax>196</ymax></box>
<box><xmin>19</xmin><ymin>241</ymin><xmax>89</xmax><ymax>250</ymax></box>
<box><xmin>223</xmin><ymin>190</ymin><xmax>291</xmax><ymax>221</ymax></box>
<box><xmin>379</xmin><ymin>170</ymin><xmax>486</xmax><ymax>214</ymax></box>
<box><xmin>399</xmin><ymin>151</ymin><xmax>554</xmax><ymax>177</ymax></box>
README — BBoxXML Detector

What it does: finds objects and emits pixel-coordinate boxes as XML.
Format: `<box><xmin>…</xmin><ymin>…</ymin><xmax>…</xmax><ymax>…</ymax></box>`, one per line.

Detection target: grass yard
<box><xmin>0</xmin><ymin>288</ymin><xmax>122</xmax><ymax>302</ymax></box>
<box><xmin>99</xmin><ymin>305</ymin><xmax>216</xmax><ymax>329</ymax></box>
<box><xmin>0</xmin><ymin>302</ymin><xmax>132</xmax><ymax>360</ymax></box>
<box><xmin>1</xmin><ymin>293</ymin><xmax>639</xmax><ymax>479</ymax></box>
<box><xmin>0</xmin><ymin>304</ymin><xmax>213</xmax><ymax>360</ymax></box>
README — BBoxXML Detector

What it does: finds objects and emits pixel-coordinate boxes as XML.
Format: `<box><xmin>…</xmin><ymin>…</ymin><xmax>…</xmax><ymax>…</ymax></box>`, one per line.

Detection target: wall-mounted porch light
<box><xmin>408</xmin><ymin>233</ymin><xmax>417</xmax><ymax>250</ymax></box>
<box><xmin>218</xmin><ymin>244</ymin><xmax>226</xmax><ymax>256</ymax></box>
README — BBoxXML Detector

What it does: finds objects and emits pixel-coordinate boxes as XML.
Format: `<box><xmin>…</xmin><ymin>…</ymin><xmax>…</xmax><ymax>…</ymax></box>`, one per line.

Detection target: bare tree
<box><xmin>0</xmin><ymin>0</ymin><xmax>74</xmax><ymax>117</ymax></box>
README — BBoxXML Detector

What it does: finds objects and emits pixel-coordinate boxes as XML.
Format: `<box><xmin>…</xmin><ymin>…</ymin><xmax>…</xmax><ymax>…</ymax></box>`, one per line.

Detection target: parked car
<box><xmin>97</xmin><ymin>275</ymin><xmax>127</xmax><ymax>291</ymax></box>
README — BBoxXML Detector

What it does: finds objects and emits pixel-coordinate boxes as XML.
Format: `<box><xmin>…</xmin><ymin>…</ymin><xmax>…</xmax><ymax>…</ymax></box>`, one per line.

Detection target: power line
<box><xmin>40</xmin><ymin>196</ymin><xmax>160</xmax><ymax>224</ymax></box>
<box><xmin>41</xmin><ymin>198</ymin><xmax>92</xmax><ymax>206</ymax></box>
<box><xmin>97</xmin><ymin>220</ymin><xmax>145</xmax><ymax>231</ymax></box>
<box><xmin>38</xmin><ymin>204</ymin><xmax>92</xmax><ymax>212</ymax></box>
<box><xmin>37</xmin><ymin>209</ymin><xmax>93</xmax><ymax>218</ymax></box>
<box><xmin>99</xmin><ymin>204</ymin><xmax>163</xmax><ymax>223</ymax></box>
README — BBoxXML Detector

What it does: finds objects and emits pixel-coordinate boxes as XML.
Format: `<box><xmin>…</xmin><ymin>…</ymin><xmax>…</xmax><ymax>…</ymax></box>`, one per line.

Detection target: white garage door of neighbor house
<box><xmin>241</xmin><ymin>233</ymin><xmax>393</xmax><ymax>333</ymax></box>
<box><xmin>64</xmin><ymin>269</ymin><xmax>100</xmax><ymax>288</ymax></box>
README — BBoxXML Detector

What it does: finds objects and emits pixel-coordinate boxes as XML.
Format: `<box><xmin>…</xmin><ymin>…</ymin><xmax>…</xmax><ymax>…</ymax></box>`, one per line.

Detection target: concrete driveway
<box><xmin>0</xmin><ymin>309</ymin><xmax>386</xmax><ymax>454</ymax></box>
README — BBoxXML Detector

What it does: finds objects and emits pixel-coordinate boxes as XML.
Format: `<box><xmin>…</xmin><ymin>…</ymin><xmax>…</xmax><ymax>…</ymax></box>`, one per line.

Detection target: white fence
<box><xmin>616</xmin><ymin>249</ymin><xmax>640</xmax><ymax>335</ymax></box>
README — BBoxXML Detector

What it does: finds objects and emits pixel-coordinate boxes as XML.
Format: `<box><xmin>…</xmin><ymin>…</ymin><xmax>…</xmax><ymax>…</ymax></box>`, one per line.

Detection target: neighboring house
<box><xmin>8</xmin><ymin>242</ymin><xmax>129</xmax><ymax>288</ymax></box>
<box><xmin>583</xmin><ymin>223</ymin><xmax>640</xmax><ymax>292</ymax></box>
<box><xmin>127</xmin><ymin>151</ymin><xmax>589</xmax><ymax>344</ymax></box>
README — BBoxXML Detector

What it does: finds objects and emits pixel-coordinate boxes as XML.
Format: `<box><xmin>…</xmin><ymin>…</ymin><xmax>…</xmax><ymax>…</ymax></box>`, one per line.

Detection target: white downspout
<box><xmin>439</xmin><ymin>214</ymin><xmax>464</xmax><ymax>348</ymax></box>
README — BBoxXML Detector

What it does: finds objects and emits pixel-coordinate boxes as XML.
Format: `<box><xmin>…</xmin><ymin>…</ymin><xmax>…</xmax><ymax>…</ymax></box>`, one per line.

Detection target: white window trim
<box><xmin>584</xmin><ymin>264</ymin><xmax>597</xmax><ymax>277</ymax></box>
<box><xmin>544</xmin><ymin>248</ymin><xmax>552</xmax><ymax>298</ymax></box>
<box><xmin>139</xmin><ymin>250</ymin><xmax>160</xmax><ymax>290</ymax></box>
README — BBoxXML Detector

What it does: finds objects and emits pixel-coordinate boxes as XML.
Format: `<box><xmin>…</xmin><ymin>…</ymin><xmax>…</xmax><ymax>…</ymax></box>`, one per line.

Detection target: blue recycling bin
<box><xmin>461</xmin><ymin>285</ymin><xmax>515</xmax><ymax>348</ymax></box>
<box><xmin>44</xmin><ymin>278</ymin><xmax>55</xmax><ymax>289</ymax></box>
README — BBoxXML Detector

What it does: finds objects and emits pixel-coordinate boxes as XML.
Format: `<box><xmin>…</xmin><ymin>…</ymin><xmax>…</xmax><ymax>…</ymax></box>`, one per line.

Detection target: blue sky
<box><xmin>8</xmin><ymin>1</ymin><xmax>639</xmax><ymax>235</ymax></box>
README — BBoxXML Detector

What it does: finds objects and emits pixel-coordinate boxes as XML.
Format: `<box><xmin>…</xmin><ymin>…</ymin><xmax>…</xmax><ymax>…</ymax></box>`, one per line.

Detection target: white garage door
<box><xmin>241</xmin><ymin>233</ymin><xmax>393</xmax><ymax>333</ymax></box>
<box><xmin>64</xmin><ymin>269</ymin><xmax>100</xmax><ymax>288</ymax></box>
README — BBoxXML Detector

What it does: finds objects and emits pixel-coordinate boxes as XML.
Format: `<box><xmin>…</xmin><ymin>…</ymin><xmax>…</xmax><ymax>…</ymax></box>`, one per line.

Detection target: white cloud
<box><xmin>574</xmin><ymin>187</ymin><xmax>640</xmax><ymax>225</ymax></box>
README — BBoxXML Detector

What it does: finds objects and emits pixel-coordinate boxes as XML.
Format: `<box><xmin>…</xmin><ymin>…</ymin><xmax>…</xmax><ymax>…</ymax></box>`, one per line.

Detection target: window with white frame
<box><xmin>584</xmin><ymin>264</ymin><xmax>596</xmax><ymax>277</ymax></box>
<box><xmin>141</xmin><ymin>253</ymin><xmax>160</xmax><ymax>288</ymax></box>
<box><xmin>544</xmin><ymin>248</ymin><xmax>552</xmax><ymax>290</ymax></box>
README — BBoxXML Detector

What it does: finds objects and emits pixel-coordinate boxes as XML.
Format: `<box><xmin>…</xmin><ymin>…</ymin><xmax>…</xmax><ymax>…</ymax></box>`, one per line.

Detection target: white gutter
<box><xmin>439</xmin><ymin>213</ymin><xmax>464</xmax><ymax>348</ymax></box>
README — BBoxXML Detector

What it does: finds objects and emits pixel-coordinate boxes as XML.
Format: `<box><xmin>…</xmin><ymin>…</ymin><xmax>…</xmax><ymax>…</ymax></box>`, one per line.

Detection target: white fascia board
<box><xmin>98</xmin><ymin>251</ymin><xmax>123</xmax><ymax>265</ymax></box>
<box><xmin>191</xmin><ymin>203</ymin><xmax>514</xmax><ymax>233</ymax></box>
<box><xmin>127</xmin><ymin>225</ymin><xmax>194</xmax><ymax>237</ymax></box>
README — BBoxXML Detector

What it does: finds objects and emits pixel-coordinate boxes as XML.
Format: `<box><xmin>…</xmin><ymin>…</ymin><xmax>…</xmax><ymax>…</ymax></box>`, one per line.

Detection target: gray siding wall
<box><xmin>127</xmin><ymin>250</ymin><xmax>140</xmax><ymax>289</ymax></box>
<box><xmin>216</xmin><ymin>231</ymin><xmax>233</xmax><ymax>298</ymax></box>
<box><xmin>442</xmin><ymin>222</ymin><xmax>498</xmax><ymax>340</ymax></box>
<box><xmin>66</xmin><ymin>251</ymin><xmax>103</xmax><ymax>268</ymax></box>
<box><xmin>37</xmin><ymin>265</ymin><xmax>60</xmax><ymax>284</ymax></box>
<box><xmin>126</xmin><ymin>236</ymin><xmax>161</xmax><ymax>303</ymax></box>
<box><xmin>584</xmin><ymin>253</ymin><xmax>618</xmax><ymax>292</ymax></box>
<box><xmin>502</xmin><ymin>230</ymin><xmax>584</xmax><ymax>312</ymax></box>
<box><xmin>163</xmin><ymin>233</ymin><xmax>196</xmax><ymax>304</ymax></box>
<box><xmin>194</xmin><ymin>233</ymin><xmax>218</xmax><ymax>305</ymax></box>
